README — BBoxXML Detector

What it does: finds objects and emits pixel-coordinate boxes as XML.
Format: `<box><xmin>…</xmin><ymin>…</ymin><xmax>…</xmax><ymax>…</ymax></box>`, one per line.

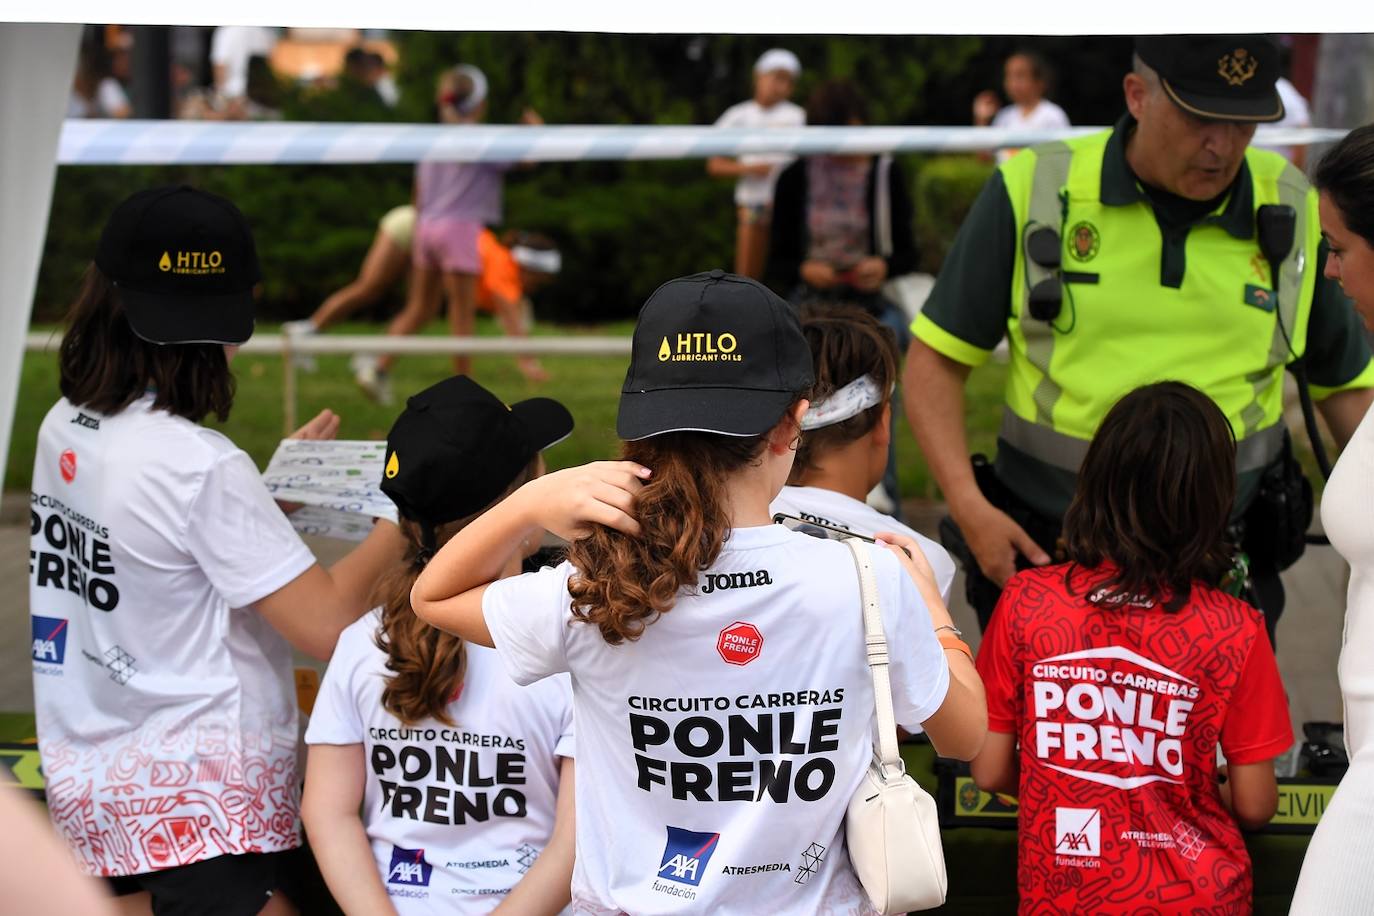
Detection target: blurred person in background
<box><xmin>973</xmin><ymin>48</ymin><xmax>1070</xmax><ymax>163</ymax></box>
<box><xmin>708</xmin><ymin>48</ymin><xmax>805</xmax><ymax>280</ymax></box>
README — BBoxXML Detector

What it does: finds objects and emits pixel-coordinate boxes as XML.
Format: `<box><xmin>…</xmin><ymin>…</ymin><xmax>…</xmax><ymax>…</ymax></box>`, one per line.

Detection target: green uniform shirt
<box><xmin>915</xmin><ymin>115</ymin><xmax>1374</xmax><ymax>519</ymax></box>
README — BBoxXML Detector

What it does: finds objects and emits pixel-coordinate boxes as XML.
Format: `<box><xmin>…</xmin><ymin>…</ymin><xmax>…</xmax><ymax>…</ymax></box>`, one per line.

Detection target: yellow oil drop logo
<box><xmin>385</xmin><ymin>451</ymin><xmax>400</xmax><ymax>479</ymax></box>
<box><xmin>658</xmin><ymin>337</ymin><xmax>672</xmax><ymax>361</ymax></box>
<box><xmin>158</xmin><ymin>252</ymin><xmax>172</xmax><ymax>272</ymax></box>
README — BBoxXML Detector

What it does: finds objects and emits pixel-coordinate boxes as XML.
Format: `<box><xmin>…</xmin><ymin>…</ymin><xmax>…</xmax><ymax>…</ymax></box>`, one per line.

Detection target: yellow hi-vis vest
<box><xmin>995</xmin><ymin>131</ymin><xmax>1319</xmax><ymax>518</ymax></box>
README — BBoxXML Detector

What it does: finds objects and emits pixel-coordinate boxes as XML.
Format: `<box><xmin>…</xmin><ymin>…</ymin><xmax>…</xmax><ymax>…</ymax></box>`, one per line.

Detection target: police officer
<box><xmin>904</xmin><ymin>35</ymin><xmax>1374</xmax><ymax>636</ymax></box>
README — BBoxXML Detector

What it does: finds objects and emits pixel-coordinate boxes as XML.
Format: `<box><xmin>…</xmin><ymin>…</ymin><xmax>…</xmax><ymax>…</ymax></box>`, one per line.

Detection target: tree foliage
<box><xmin>34</xmin><ymin>33</ymin><xmax>1137</xmax><ymax>323</ymax></box>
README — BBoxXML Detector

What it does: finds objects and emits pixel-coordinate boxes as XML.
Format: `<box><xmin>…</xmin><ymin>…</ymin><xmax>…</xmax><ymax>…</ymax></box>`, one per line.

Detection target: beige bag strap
<box><xmin>845</xmin><ymin>538</ymin><xmax>904</xmax><ymax>776</ymax></box>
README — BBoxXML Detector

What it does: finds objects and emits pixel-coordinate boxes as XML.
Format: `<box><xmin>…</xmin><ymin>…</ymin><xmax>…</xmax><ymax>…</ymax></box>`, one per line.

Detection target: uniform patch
<box><xmin>1069</xmin><ymin>221</ymin><xmax>1100</xmax><ymax>262</ymax></box>
<box><xmin>1244</xmin><ymin>284</ymin><xmax>1277</xmax><ymax>312</ymax></box>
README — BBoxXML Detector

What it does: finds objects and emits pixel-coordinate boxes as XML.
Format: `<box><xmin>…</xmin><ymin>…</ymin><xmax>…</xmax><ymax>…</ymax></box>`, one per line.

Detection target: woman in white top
<box><xmin>412</xmin><ymin>271</ymin><xmax>986</xmax><ymax>914</ymax></box>
<box><xmin>1292</xmin><ymin>124</ymin><xmax>1374</xmax><ymax>914</ymax></box>
<box><xmin>30</xmin><ymin>187</ymin><xmax>403</xmax><ymax>916</ymax></box>
<box><xmin>771</xmin><ymin>305</ymin><xmax>957</xmax><ymax>602</ymax></box>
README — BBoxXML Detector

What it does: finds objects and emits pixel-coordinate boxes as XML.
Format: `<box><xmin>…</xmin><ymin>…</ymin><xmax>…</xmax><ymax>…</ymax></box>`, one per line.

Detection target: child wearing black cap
<box><xmin>412</xmin><ymin>271</ymin><xmax>987</xmax><ymax>913</ymax></box>
<box><xmin>302</xmin><ymin>375</ymin><xmax>577</xmax><ymax>915</ymax></box>
<box><xmin>29</xmin><ymin>186</ymin><xmax>405</xmax><ymax>914</ymax></box>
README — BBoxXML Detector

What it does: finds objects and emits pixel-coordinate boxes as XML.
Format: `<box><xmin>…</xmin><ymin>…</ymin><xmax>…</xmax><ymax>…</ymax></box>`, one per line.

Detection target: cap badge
<box><xmin>1217</xmin><ymin>49</ymin><xmax>1258</xmax><ymax>87</ymax></box>
<box><xmin>658</xmin><ymin>332</ymin><xmax>741</xmax><ymax>363</ymax></box>
<box><xmin>385</xmin><ymin>451</ymin><xmax>400</xmax><ymax>479</ymax></box>
<box><xmin>158</xmin><ymin>252</ymin><xmax>172</xmax><ymax>272</ymax></box>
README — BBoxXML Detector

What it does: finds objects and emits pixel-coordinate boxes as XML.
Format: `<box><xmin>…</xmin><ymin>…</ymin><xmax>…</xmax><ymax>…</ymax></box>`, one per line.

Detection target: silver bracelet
<box><xmin>934</xmin><ymin>625</ymin><xmax>963</xmax><ymax>637</ymax></box>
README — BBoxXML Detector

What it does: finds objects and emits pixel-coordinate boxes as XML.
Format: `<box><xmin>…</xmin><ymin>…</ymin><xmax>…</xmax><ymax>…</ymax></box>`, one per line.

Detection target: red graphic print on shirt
<box><xmin>976</xmin><ymin>564</ymin><xmax>1292</xmax><ymax>915</ymax></box>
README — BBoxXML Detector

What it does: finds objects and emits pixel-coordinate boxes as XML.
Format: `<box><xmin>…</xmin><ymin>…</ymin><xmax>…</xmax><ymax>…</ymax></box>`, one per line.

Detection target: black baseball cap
<box><xmin>617</xmin><ymin>270</ymin><xmax>814</xmax><ymax>440</ymax></box>
<box><xmin>1135</xmin><ymin>35</ymin><xmax>1283</xmax><ymax>123</ymax></box>
<box><xmin>95</xmin><ymin>186</ymin><xmax>262</xmax><ymax>345</ymax></box>
<box><xmin>380</xmin><ymin>375</ymin><xmax>573</xmax><ymax>528</ymax></box>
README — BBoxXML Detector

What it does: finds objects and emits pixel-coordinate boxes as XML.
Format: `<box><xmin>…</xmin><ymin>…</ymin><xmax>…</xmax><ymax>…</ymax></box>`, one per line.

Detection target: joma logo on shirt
<box><xmin>70</xmin><ymin>413</ymin><xmax>100</xmax><ymax>430</ymax></box>
<box><xmin>701</xmin><ymin>570</ymin><xmax>773</xmax><ymax>594</ymax></box>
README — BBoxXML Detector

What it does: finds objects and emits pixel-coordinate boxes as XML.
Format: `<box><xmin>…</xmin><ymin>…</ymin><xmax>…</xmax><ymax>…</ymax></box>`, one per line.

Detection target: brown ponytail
<box><xmin>567</xmin><ymin>429</ymin><xmax>782</xmax><ymax>645</ymax></box>
<box><xmin>375</xmin><ymin>459</ymin><xmax>539</xmax><ymax>725</ymax></box>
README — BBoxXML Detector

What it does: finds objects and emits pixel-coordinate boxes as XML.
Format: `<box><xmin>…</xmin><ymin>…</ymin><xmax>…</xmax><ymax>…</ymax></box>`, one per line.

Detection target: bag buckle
<box><xmin>876</xmin><ymin>754</ymin><xmax>907</xmax><ymax>782</ymax></box>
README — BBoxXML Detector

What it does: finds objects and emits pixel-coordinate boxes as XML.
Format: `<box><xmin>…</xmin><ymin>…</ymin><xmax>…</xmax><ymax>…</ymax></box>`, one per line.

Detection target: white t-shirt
<box><xmin>306</xmin><ymin>610</ymin><xmax>575</xmax><ymax>913</ymax></box>
<box><xmin>714</xmin><ymin>99</ymin><xmax>807</xmax><ymax>207</ymax></box>
<box><xmin>30</xmin><ymin>395</ymin><xmax>316</xmax><ymax>877</ymax></box>
<box><xmin>770</xmin><ymin>485</ymin><xmax>956</xmax><ymax>603</ymax></box>
<box><xmin>991</xmin><ymin>99</ymin><xmax>1070</xmax><ymax>163</ymax></box>
<box><xmin>483</xmin><ymin>524</ymin><xmax>950</xmax><ymax>915</ymax></box>
<box><xmin>67</xmin><ymin>78</ymin><xmax>130</xmax><ymax>118</ymax></box>
<box><xmin>210</xmin><ymin>25</ymin><xmax>277</xmax><ymax>98</ymax></box>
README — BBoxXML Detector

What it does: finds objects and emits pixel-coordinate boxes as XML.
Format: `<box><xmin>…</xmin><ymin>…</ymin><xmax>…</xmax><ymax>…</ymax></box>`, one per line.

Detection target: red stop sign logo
<box><xmin>59</xmin><ymin>449</ymin><xmax>77</xmax><ymax>483</ymax></box>
<box><xmin>717</xmin><ymin>622</ymin><xmax>764</xmax><ymax>666</ymax></box>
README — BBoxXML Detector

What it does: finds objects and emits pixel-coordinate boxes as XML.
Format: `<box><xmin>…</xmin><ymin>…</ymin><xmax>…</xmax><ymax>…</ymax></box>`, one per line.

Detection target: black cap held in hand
<box><xmin>95</xmin><ymin>186</ymin><xmax>262</xmax><ymax>345</ymax></box>
<box><xmin>1135</xmin><ymin>35</ymin><xmax>1283</xmax><ymax>123</ymax></box>
<box><xmin>617</xmin><ymin>269</ymin><xmax>814</xmax><ymax>441</ymax></box>
<box><xmin>380</xmin><ymin>375</ymin><xmax>573</xmax><ymax>528</ymax></box>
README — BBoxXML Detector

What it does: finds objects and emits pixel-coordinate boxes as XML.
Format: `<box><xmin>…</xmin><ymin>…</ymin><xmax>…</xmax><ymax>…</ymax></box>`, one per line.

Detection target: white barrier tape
<box><xmin>57</xmin><ymin>120</ymin><xmax>1353</xmax><ymax>166</ymax></box>
<box><xmin>24</xmin><ymin>331</ymin><xmax>631</xmax><ymax>357</ymax></box>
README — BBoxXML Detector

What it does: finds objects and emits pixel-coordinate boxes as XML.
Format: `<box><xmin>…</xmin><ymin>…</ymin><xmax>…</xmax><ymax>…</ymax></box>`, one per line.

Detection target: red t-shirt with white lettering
<box><xmin>976</xmin><ymin>563</ymin><xmax>1292</xmax><ymax>915</ymax></box>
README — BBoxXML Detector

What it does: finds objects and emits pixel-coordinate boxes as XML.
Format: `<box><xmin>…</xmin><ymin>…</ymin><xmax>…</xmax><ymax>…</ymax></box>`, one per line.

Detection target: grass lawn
<box><xmin>8</xmin><ymin>318</ymin><xmax>1010</xmax><ymax>499</ymax></box>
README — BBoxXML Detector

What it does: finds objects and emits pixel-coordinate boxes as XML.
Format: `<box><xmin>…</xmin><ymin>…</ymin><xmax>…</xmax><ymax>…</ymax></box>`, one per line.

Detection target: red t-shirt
<box><xmin>976</xmin><ymin>563</ymin><xmax>1292</xmax><ymax>915</ymax></box>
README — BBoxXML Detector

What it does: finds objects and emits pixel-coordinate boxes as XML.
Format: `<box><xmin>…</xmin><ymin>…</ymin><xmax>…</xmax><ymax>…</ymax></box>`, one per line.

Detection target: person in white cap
<box><xmin>708</xmin><ymin>48</ymin><xmax>806</xmax><ymax>280</ymax></box>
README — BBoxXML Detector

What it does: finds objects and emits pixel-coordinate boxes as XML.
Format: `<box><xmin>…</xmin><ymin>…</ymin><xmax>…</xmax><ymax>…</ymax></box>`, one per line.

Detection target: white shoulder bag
<box><xmin>843</xmin><ymin>537</ymin><xmax>948</xmax><ymax>913</ymax></box>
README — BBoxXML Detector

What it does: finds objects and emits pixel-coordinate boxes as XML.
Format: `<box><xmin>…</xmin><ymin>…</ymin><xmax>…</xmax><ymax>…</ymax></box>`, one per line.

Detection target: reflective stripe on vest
<box><xmin>999</xmin><ymin>409</ymin><xmax>1285</xmax><ymax>474</ymax></box>
<box><xmin>999</xmin><ymin>133</ymin><xmax>1319</xmax><ymax>478</ymax></box>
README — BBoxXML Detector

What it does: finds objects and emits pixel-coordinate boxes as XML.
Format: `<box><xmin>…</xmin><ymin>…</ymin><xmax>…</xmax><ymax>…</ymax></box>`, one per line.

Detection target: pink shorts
<box><xmin>413</xmin><ymin>216</ymin><xmax>482</xmax><ymax>274</ymax></box>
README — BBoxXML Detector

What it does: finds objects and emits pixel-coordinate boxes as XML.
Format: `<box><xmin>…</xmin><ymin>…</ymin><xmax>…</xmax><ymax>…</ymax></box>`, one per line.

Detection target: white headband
<box><xmin>754</xmin><ymin>48</ymin><xmax>801</xmax><ymax>77</ymax></box>
<box><xmin>511</xmin><ymin>245</ymin><xmax>562</xmax><ymax>274</ymax></box>
<box><xmin>452</xmin><ymin>64</ymin><xmax>488</xmax><ymax>115</ymax></box>
<box><xmin>800</xmin><ymin>375</ymin><xmax>886</xmax><ymax>431</ymax></box>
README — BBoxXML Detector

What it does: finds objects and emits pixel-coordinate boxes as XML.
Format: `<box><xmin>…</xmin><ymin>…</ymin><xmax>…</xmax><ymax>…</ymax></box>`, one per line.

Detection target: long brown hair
<box><xmin>567</xmin><ymin>428</ymin><xmax>789</xmax><ymax>645</ymax></box>
<box><xmin>59</xmin><ymin>265</ymin><xmax>235</xmax><ymax>423</ymax></box>
<box><xmin>791</xmin><ymin>305</ymin><xmax>898</xmax><ymax>478</ymax></box>
<box><xmin>375</xmin><ymin>459</ymin><xmax>538</xmax><ymax>725</ymax></box>
<box><xmin>1061</xmin><ymin>381</ymin><xmax>1236</xmax><ymax>612</ymax></box>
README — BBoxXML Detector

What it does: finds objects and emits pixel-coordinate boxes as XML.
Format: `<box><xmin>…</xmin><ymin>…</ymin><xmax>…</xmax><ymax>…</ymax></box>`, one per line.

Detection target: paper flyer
<box><xmin>262</xmin><ymin>439</ymin><xmax>397</xmax><ymax>540</ymax></box>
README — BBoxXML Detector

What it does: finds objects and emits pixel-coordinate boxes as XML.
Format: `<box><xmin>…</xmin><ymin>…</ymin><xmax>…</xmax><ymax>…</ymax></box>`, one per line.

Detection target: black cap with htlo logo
<box><xmin>380</xmin><ymin>375</ymin><xmax>574</xmax><ymax>529</ymax></box>
<box><xmin>1134</xmin><ymin>35</ymin><xmax>1283</xmax><ymax>123</ymax></box>
<box><xmin>617</xmin><ymin>270</ymin><xmax>814</xmax><ymax>440</ymax></box>
<box><xmin>95</xmin><ymin>185</ymin><xmax>262</xmax><ymax>345</ymax></box>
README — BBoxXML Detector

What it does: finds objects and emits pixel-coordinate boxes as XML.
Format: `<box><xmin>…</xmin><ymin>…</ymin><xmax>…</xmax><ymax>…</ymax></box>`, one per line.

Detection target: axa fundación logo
<box><xmin>657</xmin><ymin>827</ymin><xmax>720</xmax><ymax>887</ymax></box>
<box><xmin>388</xmin><ymin>846</ymin><xmax>433</xmax><ymax>887</ymax></box>
<box><xmin>31</xmin><ymin>616</ymin><xmax>68</xmax><ymax>666</ymax></box>
<box><xmin>1055</xmin><ymin>807</ymin><xmax>1101</xmax><ymax>858</ymax></box>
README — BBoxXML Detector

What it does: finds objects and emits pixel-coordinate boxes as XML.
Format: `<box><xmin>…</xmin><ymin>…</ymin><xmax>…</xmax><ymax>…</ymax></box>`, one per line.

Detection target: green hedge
<box><xmin>35</xmin><ymin>155</ymin><xmax>995</xmax><ymax>324</ymax></box>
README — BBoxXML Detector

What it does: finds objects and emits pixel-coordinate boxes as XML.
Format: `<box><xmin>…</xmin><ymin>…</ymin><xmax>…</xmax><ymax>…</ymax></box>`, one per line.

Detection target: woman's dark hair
<box><xmin>567</xmin><ymin>424</ymin><xmax>800</xmax><ymax>645</ymax></box>
<box><xmin>1008</xmin><ymin>48</ymin><xmax>1054</xmax><ymax>92</ymax></box>
<box><xmin>791</xmin><ymin>305</ymin><xmax>898</xmax><ymax>478</ymax></box>
<box><xmin>1314</xmin><ymin>123</ymin><xmax>1374</xmax><ymax>246</ymax></box>
<box><xmin>806</xmin><ymin>79</ymin><xmax>868</xmax><ymax>127</ymax></box>
<box><xmin>59</xmin><ymin>265</ymin><xmax>235</xmax><ymax>423</ymax></box>
<box><xmin>376</xmin><ymin>458</ymin><xmax>538</xmax><ymax>725</ymax></box>
<box><xmin>1061</xmin><ymin>381</ymin><xmax>1235</xmax><ymax>612</ymax></box>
